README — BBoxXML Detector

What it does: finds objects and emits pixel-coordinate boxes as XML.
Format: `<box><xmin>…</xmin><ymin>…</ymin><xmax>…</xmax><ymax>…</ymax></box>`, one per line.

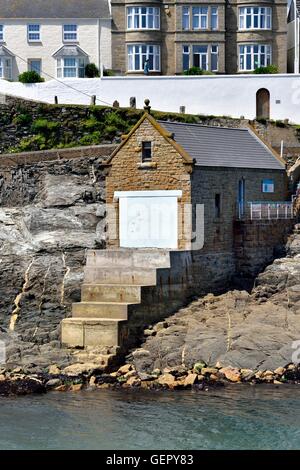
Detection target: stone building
<box><xmin>61</xmin><ymin>102</ymin><xmax>293</xmax><ymax>351</ymax></box>
<box><xmin>287</xmin><ymin>0</ymin><xmax>300</xmax><ymax>73</ymax></box>
<box><xmin>111</xmin><ymin>0</ymin><xmax>287</xmax><ymax>75</ymax></box>
<box><xmin>0</xmin><ymin>0</ymin><xmax>111</xmax><ymax>81</ymax></box>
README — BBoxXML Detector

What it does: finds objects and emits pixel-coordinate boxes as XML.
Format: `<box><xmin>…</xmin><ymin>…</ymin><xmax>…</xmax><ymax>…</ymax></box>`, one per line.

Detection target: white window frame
<box><xmin>63</xmin><ymin>24</ymin><xmax>78</xmax><ymax>42</ymax></box>
<box><xmin>211</xmin><ymin>7</ymin><xmax>218</xmax><ymax>30</ymax></box>
<box><xmin>127</xmin><ymin>7</ymin><xmax>160</xmax><ymax>30</ymax></box>
<box><xmin>182</xmin><ymin>44</ymin><xmax>218</xmax><ymax>72</ymax></box>
<box><xmin>0</xmin><ymin>57</ymin><xmax>12</xmax><ymax>80</ymax></box>
<box><xmin>182</xmin><ymin>6</ymin><xmax>190</xmax><ymax>30</ymax></box>
<box><xmin>211</xmin><ymin>45</ymin><xmax>219</xmax><ymax>71</ymax></box>
<box><xmin>239</xmin><ymin>44</ymin><xmax>272</xmax><ymax>71</ymax></box>
<box><xmin>0</xmin><ymin>25</ymin><xmax>4</xmax><ymax>42</ymax></box>
<box><xmin>28</xmin><ymin>24</ymin><xmax>41</xmax><ymax>42</ymax></box>
<box><xmin>262</xmin><ymin>179</ymin><xmax>274</xmax><ymax>193</ymax></box>
<box><xmin>239</xmin><ymin>7</ymin><xmax>272</xmax><ymax>30</ymax></box>
<box><xmin>127</xmin><ymin>44</ymin><xmax>161</xmax><ymax>72</ymax></box>
<box><xmin>28</xmin><ymin>59</ymin><xmax>42</xmax><ymax>75</ymax></box>
<box><xmin>56</xmin><ymin>57</ymin><xmax>85</xmax><ymax>78</ymax></box>
<box><xmin>192</xmin><ymin>7</ymin><xmax>208</xmax><ymax>30</ymax></box>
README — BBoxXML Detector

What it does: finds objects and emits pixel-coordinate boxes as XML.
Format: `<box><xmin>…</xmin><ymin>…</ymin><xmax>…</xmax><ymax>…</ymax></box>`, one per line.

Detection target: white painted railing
<box><xmin>250</xmin><ymin>202</ymin><xmax>294</xmax><ymax>220</ymax></box>
<box><xmin>238</xmin><ymin>201</ymin><xmax>294</xmax><ymax>220</ymax></box>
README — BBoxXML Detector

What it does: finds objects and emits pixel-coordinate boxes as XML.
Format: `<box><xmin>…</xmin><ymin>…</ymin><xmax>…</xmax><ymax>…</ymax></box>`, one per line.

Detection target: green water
<box><xmin>0</xmin><ymin>385</ymin><xmax>300</xmax><ymax>450</ymax></box>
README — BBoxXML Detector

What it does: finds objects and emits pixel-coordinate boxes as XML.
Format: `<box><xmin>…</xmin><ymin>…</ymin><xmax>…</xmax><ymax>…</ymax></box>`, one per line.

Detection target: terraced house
<box><xmin>111</xmin><ymin>0</ymin><xmax>287</xmax><ymax>74</ymax></box>
<box><xmin>0</xmin><ymin>0</ymin><xmax>112</xmax><ymax>81</ymax></box>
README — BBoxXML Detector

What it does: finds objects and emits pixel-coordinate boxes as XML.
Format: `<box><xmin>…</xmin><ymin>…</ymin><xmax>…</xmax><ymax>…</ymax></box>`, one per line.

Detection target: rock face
<box><xmin>131</xmin><ymin>224</ymin><xmax>300</xmax><ymax>373</ymax></box>
<box><xmin>0</xmin><ymin>154</ymin><xmax>107</xmax><ymax>373</ymax></box>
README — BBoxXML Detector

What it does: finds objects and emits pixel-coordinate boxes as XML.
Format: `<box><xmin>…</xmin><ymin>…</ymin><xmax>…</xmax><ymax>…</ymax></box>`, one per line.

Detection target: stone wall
<box><xmin>234</xmin><ymin>219</ymin><xmax>295</xmax><ymax>279</ymax></box>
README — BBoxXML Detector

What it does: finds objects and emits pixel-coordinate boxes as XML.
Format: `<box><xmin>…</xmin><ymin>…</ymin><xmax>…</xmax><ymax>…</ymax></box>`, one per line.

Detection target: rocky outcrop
<box><xmin>128</xmin><ymin>224</ymin><xmax>300</xmax><ymax>374</ymax></box>
<box><xmin>0</xmin><ymin>153</ymin><xmax>109</xmax><ymax>374</ymax></box>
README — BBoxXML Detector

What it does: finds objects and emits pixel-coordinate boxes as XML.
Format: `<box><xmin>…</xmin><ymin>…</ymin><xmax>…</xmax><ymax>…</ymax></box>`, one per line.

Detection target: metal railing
<box><xmin>237</xmin><ymin>201</ymin><xmax>294</xmax><ymax>220</ymax></box>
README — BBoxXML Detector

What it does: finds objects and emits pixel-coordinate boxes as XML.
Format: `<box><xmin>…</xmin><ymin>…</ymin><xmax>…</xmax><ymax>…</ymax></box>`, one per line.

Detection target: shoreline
<box><xmin>1</xmin><ymin>362</ymin><xmax>300</xmax><ymax>397</ymax></box>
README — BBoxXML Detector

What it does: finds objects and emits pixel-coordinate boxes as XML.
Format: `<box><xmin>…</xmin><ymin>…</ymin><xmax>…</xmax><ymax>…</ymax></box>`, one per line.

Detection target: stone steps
<box><xmin>72</xmin><ymin>301</ymin><xmax>134</xmax><ymax>319</ymax></box>
<box><xmin>82</xmin><ymin>284</ymin><xmax>142</xmax><ymax>303</ymax></box>
<box><xmin>61</xmin><ymin>317</ymin><xmax>127</xmax><ymax>349</ymax></box>
<box><xmin>86</xmin><ymin>249</ymin><xmax>171</xmax><ymax>269</ymax></box>
<box><xmin>61</xmin><ymin>248</ymin><xmax>191</xmax><ymax>351</ymax></box>
<box><xmin>84</xmin><ymin>266</ymin><xmax>157</xmax><ymax>285</ymax></box>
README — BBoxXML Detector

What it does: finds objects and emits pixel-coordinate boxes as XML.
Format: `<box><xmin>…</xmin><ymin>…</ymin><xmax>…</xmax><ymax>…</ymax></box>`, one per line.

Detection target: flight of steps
<box><xmin>61</xmin><ymin>249</ymin><xmax>192</xmax><ymax>351</ymax></box>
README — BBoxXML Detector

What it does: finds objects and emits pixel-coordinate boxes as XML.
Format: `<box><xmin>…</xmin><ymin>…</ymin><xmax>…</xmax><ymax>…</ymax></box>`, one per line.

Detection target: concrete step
<box><xmin>82</xmin><ymin>284</ymin><xmax>141</xmax><ymax>303</ymax></box>
<box><xmin>84</xmin><ymin>267</ymin><xmax>157</xmax><ymax>285</ymax></box>
<box><xmin>61</xmin><ymin>317</ymin><xmax>127</xmax><ymax>349</ymax></box>
<box><xmin>72</xmin><ymin>301</ymin><xmax>133</xmax><ymax>320</ymax></box>
<box><xmin>86</xmin><ymin>249</ymin><xmax>171</xmax><ymax>269</ymax></box>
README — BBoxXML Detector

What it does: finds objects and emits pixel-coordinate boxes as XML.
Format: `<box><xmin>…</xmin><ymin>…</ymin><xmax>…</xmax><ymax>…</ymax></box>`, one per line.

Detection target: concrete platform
<box><xmin>61</xmin><ymin>317</ymin><xmax>127</xmax><ymax>349</ymax></box>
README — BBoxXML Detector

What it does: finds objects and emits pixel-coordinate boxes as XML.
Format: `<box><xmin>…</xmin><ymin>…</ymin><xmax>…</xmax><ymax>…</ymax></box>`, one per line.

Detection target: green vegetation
<box><xmin>184</xmin><ymin>67</ymin><xmax>215</xmax><ymax>76</ymax></box>
<box><xmin>85</xmin><ymin>63</ymin><xmax>100</xmax><ymax>78</ymax></box>
<box><xmin>12</xmin><ymin>113</ymin><xmax>32</xmax><ymax>126</ymax></box>
<box><xmin>18</xmin><ymin>71</ymin><xmax>45</xmax><ymax>83</ymax></box>
<box><xmin>253</xmin><ymin>65</ymin><xmax>279</xmax><ymax>74</ymax></box>
<box><xmin>103</xmin><ymin>68</ymin><xmax>115</xmax><ymax>77</ymax></box>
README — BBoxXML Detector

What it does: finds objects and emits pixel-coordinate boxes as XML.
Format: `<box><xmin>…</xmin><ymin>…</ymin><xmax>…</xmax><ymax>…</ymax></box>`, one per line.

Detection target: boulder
<box><xmin>45</xmin><ymin>379</ymin><xmax>62</xmax><ymax>389</ymax></box>
<box><xmin>220</xmin><ymin>367</ymin><xmax>241</xmax><ymax>383</ymax></box>
<box><xmin>157</xmin><ymin>373</ymin><xmax>176</xmax><ymax>387</ymax></box>
<box><xmin>63</xmin><ymin>363</ymin><xmax>102</xmax><ymax>376</ymax></box>
<box><xmin>184</xmin><ymin>373</ymin><xmax>198</xmax><ymax>387</ymax></box>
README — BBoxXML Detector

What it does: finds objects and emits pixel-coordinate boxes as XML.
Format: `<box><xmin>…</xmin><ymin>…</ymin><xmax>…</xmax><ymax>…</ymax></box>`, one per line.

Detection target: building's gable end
<box><xmin>106</xmin><ymin>113</ymin><xmax>194</xmax><ymax>167</ymax></box>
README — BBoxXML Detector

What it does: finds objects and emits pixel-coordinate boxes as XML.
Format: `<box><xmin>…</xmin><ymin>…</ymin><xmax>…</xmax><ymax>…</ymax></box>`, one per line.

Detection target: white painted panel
<box><xmin>119</xmin><ymin>195</ymin><xmax>178</xmax><ymax>248</ymax></box>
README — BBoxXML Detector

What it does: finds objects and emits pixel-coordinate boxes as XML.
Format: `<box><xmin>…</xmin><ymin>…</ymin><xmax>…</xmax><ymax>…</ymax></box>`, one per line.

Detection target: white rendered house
<box><xmin>0</xmin><ymin>0</ymin><xmax>112</xmax><ymax>81</ymax></box>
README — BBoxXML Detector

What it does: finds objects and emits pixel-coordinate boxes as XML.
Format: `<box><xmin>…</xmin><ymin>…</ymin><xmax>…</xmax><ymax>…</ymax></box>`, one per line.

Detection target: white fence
<box><xmin>243</xmin><ymin>202</ymin><xmax>294</xmax><ymax>220</ymax></box>
<box><xmin>0</xmin><ymin>74</ymin><xmax>300</xmax><ymax>122</ymax></box>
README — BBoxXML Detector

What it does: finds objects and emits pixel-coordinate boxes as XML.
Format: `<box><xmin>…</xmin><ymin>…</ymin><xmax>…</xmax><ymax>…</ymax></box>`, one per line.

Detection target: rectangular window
<box><xmin>262</xmin><ymin>179</ymin><xmax>274</xmax><ymax>193</ymax></box>
<box><xmin>211</xmin><ymin>7</ymin><xmax>218</xmax><ymax>30</ymax></box>
<box><xmin>215</xmin><ymin>194</ymin><xmax>221</xmax><ymax>218</ymax></box>
<box><xmin>239</xmin><ymin>7</ymin><xmax>272</xmax><ymax>30</ymax></box>
<box><xmin>182</xmin><ymin>7</ymin><xmax>190</xmax><ymax>30</ymax></box>
<box><xmin>211</xmin><ymin>45</ymin><xmax>218</xmax><ymax>71</ymax></box>
<box><xmin>28</xmin><ymin>59</ymin><xmax>41</xmax><ymax>75</ymax></box>
<box><xmin>193</xmin><ymin>45</ymin><xmax>208</xmax><ymax>70</ymax></box>
<box><xmin>182</xmin><ymin>44</ymin><xmax>218</xmax><ymax>72</ymax></box>
<box><xmin>182</xmin><ymin>45</ymin><xmax>190</xmax><ymax>71</ymax></box>
<box><xmin>127</xmin><ymin>7</ymin><xmax>160</xmax><ymax>30</ymax></box>
<box><xmin>127</xmin><ymin>44</ymin><xmax>160</xmax><ymax>72</ymax></box>
<box><xmin>28</xmin><ymin>24</ymin><xmax>41</xmax><ymax>42</ymax></box>
<box><xmin>57</xmin><ymin>57</ymin><xmax>85</xmax><ymax>78</ymax></box>
<box><xmin>63</xmin><ymin>24</ymin><xmax>78</xmax><ymax>41</ymax></box>
<box><xmin>0</xmin><ymin>57</ymin><xmax>12</xmax><ymax>80</ymax></box>
<box><xmin>239</xmin><ymin>44</ymin><xmax>271</xmax><ymax>71</ymax></box>
<box><xmin>142</xmin><ymin>141</ymin><xmax>152</xmax><ymax>162</ymax></box>
<box><xmin>192</xmin><ymin>7</ymin><xmax>208</xmax><ymax>30</ymax></box>
<box><xmin>0</xmin><ymin>25</ymin><xmax>4</xmax><ymax>42</ymax></box>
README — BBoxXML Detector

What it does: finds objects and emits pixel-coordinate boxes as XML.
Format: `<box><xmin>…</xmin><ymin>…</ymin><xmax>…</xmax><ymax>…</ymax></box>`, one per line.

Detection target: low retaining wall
<box><xmin>0</xmin><ymin>74</ymin><xmax>299</xmax><ymax>122</ymax></box>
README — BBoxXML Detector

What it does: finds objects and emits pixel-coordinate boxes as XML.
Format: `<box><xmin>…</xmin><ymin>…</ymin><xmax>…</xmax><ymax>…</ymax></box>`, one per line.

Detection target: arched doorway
<box><xmin>256</xmin><ymin>88</ymin><xmax>270</xmax><ymax>119</ymax></box>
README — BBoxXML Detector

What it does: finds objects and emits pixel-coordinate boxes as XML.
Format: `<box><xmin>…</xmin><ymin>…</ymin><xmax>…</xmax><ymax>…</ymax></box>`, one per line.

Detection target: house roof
<box><xmin>53</xmin><ymin>45</ymin><xmax>89</xmax><ymax>58</ymax></box>
<box><xmin>158</xmin><ymin>121</ymin><xmax>285</xmax><ymax>170</ymax></box>
<box><xmin>0</xmin><ymin>0</ymin><xmax>111</xmax><ymax>19</ymax></box>
<box><xmin>0</xmin><ymin>45</ymin><xmax>14</xmax><ymax>57</ymax></box>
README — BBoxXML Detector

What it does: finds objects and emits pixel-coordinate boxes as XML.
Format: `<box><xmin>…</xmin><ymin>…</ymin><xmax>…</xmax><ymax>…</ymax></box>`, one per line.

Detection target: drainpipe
<box><xmin>97</xmin><ymin>18</ymin><xmax>101</xmax><ymax>71</ymax></box>
<box><xmin>294</xmin><ymin>0</ymin><xmax>299</xmax><ymax>73</ymax></box>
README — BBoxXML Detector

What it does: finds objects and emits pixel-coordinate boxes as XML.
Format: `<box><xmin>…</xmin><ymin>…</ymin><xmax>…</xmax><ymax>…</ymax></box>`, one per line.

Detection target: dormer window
<box><xmin>142</xmin><ymin>141</ymin><xmax>152</xmax><ymax>162</ymax></box>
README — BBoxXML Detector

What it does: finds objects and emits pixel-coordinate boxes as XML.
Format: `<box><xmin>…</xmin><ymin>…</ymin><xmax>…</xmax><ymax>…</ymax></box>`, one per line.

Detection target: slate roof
<box><xmin>0</xmin><ymin>0</ymin><xmax>111</xmax><ymax>19</ymax></box>
<box><xmin>158</xmin><ymin>121</ymin><xmax>285</xmax><ymax>170</ymax></box>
